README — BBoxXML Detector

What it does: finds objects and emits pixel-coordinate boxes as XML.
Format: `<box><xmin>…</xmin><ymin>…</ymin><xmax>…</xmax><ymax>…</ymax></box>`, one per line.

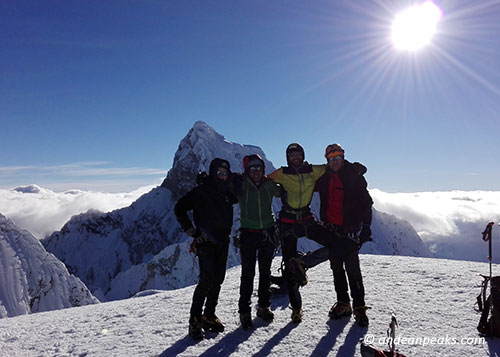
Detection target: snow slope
<box><xmin>104</xmin><ymin>207</ymin><xmax>432</xmax><ymax>301</ymax></box>
<box><xmin>0</xmin><ymin>254</ymin><xmax>498</xmax><ymax>356</ymax></box>
<box><xmin>0</xmin><ymin>214</ymin><xmax>98</xmax><ymax>318</ymax></box>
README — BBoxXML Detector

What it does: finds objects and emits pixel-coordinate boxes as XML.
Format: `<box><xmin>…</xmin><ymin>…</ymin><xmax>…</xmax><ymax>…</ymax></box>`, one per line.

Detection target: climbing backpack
<box><xmin>476</xmin><ymin>275</ymin><xmax>500</xmax><ymax>337</ymax></box>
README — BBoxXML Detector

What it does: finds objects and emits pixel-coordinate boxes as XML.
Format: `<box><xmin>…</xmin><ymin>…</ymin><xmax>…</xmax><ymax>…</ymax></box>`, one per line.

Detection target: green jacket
<box><xmin>237</xmin><ymin>175</ymin><xmax>280</xmax><ymax>230</ymax></box>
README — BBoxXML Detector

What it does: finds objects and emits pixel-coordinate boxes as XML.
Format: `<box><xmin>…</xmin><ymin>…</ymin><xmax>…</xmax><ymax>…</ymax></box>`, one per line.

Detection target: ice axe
<box><xmin>387</xmin><ymin>313</ymin><xmax>398</xmax><ymax>354</ymax></box>
<box><xmin>481</xmin><ymin>222</ymin><xmax>495</xmax><ymax>337</ymax></box>
<box><xmin>482</xmin><ymin>222</ymin><xmax>495</xmax><ymax>280</ymax></box>
<box><xmin>360</xmin><ymin>312</ymin><xmax>407</xmax><ymax>357</ymax></box>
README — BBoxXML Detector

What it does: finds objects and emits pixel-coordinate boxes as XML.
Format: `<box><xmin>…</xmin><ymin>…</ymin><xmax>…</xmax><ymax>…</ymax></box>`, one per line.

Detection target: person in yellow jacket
<box><xmin>268</xmin><ymin>143</ymin><xmax>338</xmax><ymax>323</ymax></box>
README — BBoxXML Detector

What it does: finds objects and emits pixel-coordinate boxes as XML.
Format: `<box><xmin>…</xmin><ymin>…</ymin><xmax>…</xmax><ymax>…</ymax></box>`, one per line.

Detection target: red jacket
<box><xmin>315</xmin><ymin>160</ymin><xmax>373</xmax><ymax>234</ymax></box>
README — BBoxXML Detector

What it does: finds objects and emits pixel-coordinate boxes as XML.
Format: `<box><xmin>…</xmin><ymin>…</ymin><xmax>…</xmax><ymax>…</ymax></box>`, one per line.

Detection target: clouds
<box><xmin>1</xmin><ymin>183</ymin><xmax>499</xmax><ymax>263</ymax></box>
<box><xmin>0</xmin><ymin>161</ymin><xmax>166</xmax><ymax>193</ymax></box>
<box><xmin>371</xmin><ymin>189</ymin><xmax>500</xmax><ymax>262</ymax></box>
<box><xmin>0</xmin><ymin>184</ymin><xmax>159</xmax><ymax>239</ymax></box>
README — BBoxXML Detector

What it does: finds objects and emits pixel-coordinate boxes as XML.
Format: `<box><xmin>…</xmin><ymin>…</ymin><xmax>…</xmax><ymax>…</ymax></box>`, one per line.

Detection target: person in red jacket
<box><xmin>314</xmin><ymin>144</ymin><xmax>373</xmax><ymax>327</ymax></box>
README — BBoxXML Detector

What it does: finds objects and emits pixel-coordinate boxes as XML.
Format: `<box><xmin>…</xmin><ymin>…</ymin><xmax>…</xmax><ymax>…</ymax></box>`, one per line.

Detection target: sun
<box><xmin>391</xmin><ymin>1</ymin><xmax>443</xmax><ymax>51</ymax></box>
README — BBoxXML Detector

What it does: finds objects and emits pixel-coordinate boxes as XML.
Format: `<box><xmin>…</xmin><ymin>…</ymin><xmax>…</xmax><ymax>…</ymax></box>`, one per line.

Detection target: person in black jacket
<box><xmin>174</xmin><ymin>158</ymin><xmax>238</xmax><ymax>340</ymax></box>
<box><xmin>315</xmin><ymin>144</ymin><xmax>373</xmax><ymax>327</ymax></box>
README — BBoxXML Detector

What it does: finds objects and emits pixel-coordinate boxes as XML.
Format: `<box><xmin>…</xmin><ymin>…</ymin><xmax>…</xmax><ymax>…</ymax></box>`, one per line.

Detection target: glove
<box><xmin>185</xmin><ymin>226</ymin><xmax>209</xmax><ymax>244</ymax></box>
<box><xmin>184</xmin><ymin>226</ymin><xmax>197</xmax><ymax>237</ymax></box>
<box><xmin>195</xmin><ymin>232</ymin><xmax>210</xmax><ymax>244</ymax></box>
<box><xmin>358</xmin><ymin>225</ymin><xmax>372</xmax><ymax>249</ymax></box>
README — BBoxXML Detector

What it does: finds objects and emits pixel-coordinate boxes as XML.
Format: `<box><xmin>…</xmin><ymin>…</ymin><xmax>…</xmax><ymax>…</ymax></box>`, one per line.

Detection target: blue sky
<box><xmin>2</xmin><ymin>0</ymin><xmax>500</xmax><ymax>192</ymax></box>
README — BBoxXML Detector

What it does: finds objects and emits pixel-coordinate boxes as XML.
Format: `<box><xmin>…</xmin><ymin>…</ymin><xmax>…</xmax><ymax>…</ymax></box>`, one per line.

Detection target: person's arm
<box><xmin>230</xmin><ymin>172</ymin><xmax>244</xmax><ymax>197</ymax></box>
<box><xmin>174</xmin><ymin>190</ymin><xmax>197</xmax><ymax>234</ymax></box>
<box><xmin>352</xmin><ymin>162</ymin><xmax>367</xmax><ymax>175</ymax></box>
<box><xmin>228</xmin><ymin>190</ymin><xmax>239</xmax><ymax>205</ymax></box>
<box><xmin>267</xmin><ymin>168</ymin><xmax>282</xmax><ymax>183</ymax></box>
<box><xmin>312</xmin><ymin>164</ymin><xmax>327</xmax><ymax>180</ymax></box>
<box><xmin>358</xmin><ymin>176</ymin><xmax>373</xmax><ymax>246</ymax></box>
<box><xmin>359</xmin><ymin>173</ymin><xmax>373</xmax><ymax>225</ymax></box>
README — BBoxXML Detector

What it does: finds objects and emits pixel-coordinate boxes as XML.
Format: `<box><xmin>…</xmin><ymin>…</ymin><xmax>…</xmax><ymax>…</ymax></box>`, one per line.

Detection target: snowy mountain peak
<box><xmin>0</xmin><ymin>213</ymin><xmax>98</xmax><ymax>318</ymax></box>
<box><xmin>161</xmin><ymin>121</ymin><xmax>274</xmax><ymax>200</ymax></box>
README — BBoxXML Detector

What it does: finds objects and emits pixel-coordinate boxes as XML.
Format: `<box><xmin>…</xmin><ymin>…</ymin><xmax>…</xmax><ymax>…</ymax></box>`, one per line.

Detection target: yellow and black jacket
<box><xmin>268</xmin><ymin>164</ymin><xmax>326</xmax><ymax>211</ymax></box>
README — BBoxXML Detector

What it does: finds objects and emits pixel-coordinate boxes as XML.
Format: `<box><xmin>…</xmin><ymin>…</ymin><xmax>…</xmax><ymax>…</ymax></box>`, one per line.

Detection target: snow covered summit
<box><xmin>0</xmin><ymin>213</ymin><xmax>98</xmax><ymax>318</ymax></box>
<box><xmin>162</xmin><ymin>120</ymin><xmax>274</xmax><ymax>200</ymax></box>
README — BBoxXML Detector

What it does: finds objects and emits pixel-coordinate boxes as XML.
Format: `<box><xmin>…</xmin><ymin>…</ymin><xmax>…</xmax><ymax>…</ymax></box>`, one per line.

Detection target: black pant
<box><xmin>279</xmin><ymin>213</ymin><xmax>335</xmax><ymax>310</ymax></box>
<box><xmin>330</xmin><ymin>235</ymin><xmax>365</xmax><ymax>308</ymax></box>
<box><xmin>190</xmin><ymin>241</ymin><xmax>229</xmax><ymax>319</ymax></box>
<box><xmin>238</xmin><ymin>229</ymin><xmax>275</xmax><ymax>314</ymax></box>
<box><xmin>300</xmin><ymin>229</ymin><xmax>366</xmax><ymax>308</ymax></box>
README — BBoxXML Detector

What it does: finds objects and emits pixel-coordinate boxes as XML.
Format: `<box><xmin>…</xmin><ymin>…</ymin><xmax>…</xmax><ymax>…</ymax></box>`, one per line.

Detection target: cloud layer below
<box><xmin>371</xmin><ymin>189</ymin><xmax>500</xmax><ymax>262</ymax></box>
<box><xmin>0</xmin><ymin>184</ymin><xmax>159</xmax><ymax>239</ymax></box>
<box><xmin>1</xmin><ymin>184</ymin><xmax>499</xmax><ymax>262</ymax></box>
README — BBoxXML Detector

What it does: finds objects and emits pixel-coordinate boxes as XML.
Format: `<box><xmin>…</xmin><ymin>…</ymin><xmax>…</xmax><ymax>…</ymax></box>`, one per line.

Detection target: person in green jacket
<box><xmin>233</xmin><ymin>154</ymin><xmax>280</xmax><ymax>330</ymax></box>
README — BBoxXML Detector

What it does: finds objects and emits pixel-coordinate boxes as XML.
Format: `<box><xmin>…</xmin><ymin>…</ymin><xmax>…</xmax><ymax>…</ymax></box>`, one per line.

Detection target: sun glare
<box><xmin>391</xmin><ymin>1</ymin><xmax>443</xmax><ymax>51</ymax></box>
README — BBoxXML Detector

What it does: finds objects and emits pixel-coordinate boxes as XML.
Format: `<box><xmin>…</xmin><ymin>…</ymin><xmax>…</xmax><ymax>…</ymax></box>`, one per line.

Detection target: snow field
<box><xmin>1</xmin><ymin>254</ymin><xmax>500</xmax><ymax>356</ymax></box>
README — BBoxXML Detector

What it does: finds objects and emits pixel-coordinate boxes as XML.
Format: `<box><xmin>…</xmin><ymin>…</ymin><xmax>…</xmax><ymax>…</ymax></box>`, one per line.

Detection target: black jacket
<box><xmin>314</xmin><ymin>160</ymin><xmax>373</xmax><ymax>233</ymax></box>
<box><xmin>174</xmin><ymin>160</ymin><xmax>238</xmax><ymax>243</ymax></box>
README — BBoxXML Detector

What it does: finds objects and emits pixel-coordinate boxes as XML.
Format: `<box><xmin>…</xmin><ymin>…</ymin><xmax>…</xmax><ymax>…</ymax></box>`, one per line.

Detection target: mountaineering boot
<box><xmin>201</xmin><ymin>314</ymin><xmax>225</xmax><ymax>332</ymax></box>
<box><xmin>291</xmin><ymin>308</ymin><xmax>303</xmax><ymax>323</ymax></box>
<box><xmin>354</xmin><ymin>306</ymin><xmax>369</xmax><ymax>327</ymax></box>
<box><xmin>329</xmin><ymin>301</ymin><xmax>352</xmax><ymax>320</ymax></box>
<box><xmin>240</xmin><ymin>312</ymin><xmax>253</xmax><ymax>330</ymax></box>
<box><xmin>256</xmin><ymin>306</ymin><xmax>274</xmax><ymax>322</ymax></box>
<box><xmin>287</xmin><ymin>257</ymin><xmax>308</xmax><ymax>287</ymax></box>
<box><xmin>188</xmin><ymin>316</ymin><xmax>204</xmax><ymax>340</ymax></box>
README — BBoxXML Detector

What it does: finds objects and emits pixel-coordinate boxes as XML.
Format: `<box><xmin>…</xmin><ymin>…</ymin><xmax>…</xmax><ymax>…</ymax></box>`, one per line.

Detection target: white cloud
<box><xmin>0</xmin><ymin>183</ymin><xmax>160</xmax><ymax>239</ymax></box>
<box><xmin>370</xmin><ymin>189</ymin><xmax>500</xmax><ymax>262</ymax></box>
<box><xmin>1</xmin><ymin>183</ymin><xmax>499</xmax><ymax>262</ymax></box>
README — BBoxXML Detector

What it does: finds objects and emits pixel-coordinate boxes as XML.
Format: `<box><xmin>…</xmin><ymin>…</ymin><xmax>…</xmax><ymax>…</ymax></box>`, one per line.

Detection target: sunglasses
<box><xmin>248</xmin><ymin>166</ymin><xmax>263</xmax><ymax>173</ymax></box>
<box><xmin>288</xmin><ymin>151</ymin><xmax>303</xmax><ymax>158</ymax></box>
<box><xmin>327</xmin><ymin>156</ymin><xmax>343</xmax><ymax>162</ymax></box>
<box><xmin>217</xmin><ymin>170</ymin><xmax>229</xmax><ymax>177</ymax></box>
